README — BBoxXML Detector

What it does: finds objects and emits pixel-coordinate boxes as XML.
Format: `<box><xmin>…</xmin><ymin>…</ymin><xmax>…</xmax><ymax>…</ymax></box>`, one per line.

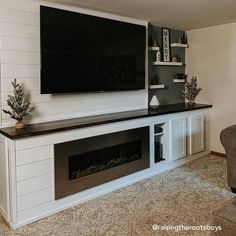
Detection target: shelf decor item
<box><xmin>3</xmin><ymin>79</ymin><xmax>34</xmax><ymax>129</ymax></box>
<box><xmin>162</xmin><ymin>28</ymin><xmax>170</xmax><ymax>62</ymax></box>
<box><xmin>182</xmin><ymin>77</ymin><xmax>202</xmax><ymax>105</ymax></box>
<box><xmin>150</xmin><ymin>74</ymin><xmax>159</xmax><ymax>85</ymax></box>
<box><xmin>172</xmin><ymin>54</ymin><xmax>178</xmax><ymax>62</ymax></box>
<box><xmin>149</xmin><ymin>35</ymin><xmax>159</xmax><ymax>47</ymax></box>
<box><xmin>177</xmin><ymin>36</ymin><xmax>182</xmax><ymax>44</ymax></box>
<box><xmin>150</xmin><ymin>95</ymin><xmax>160</xmax><ymax>110</ymax></box>
<box><xmin>152</xmin><ymin>39</ymin><xmax>159</xmax><ymax>47</ymax></box>
<box><xmin>156</xmin><ymin>50</ymin><xmax>161</xmax><ymax>62</ymax></box>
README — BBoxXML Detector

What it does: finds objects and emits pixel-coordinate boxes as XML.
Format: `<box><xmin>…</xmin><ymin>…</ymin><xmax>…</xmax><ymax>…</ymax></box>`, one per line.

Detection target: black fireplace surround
<box><xmin>55</xmin><ymin>127</ymin><xmax>149</xmax><ymax>199</ymax></box>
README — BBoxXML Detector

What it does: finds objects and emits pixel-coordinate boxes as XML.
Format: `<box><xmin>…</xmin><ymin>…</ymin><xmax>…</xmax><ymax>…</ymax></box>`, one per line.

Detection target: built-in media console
<box><xmin>55</xmin><ymin>127</ymin><xmax>149</xmax><ymax>199</ymax></box>
<box><xmin>0</xmin><ymin>103</ymin><xmax>212</xmax><ymax>229</ymax></box>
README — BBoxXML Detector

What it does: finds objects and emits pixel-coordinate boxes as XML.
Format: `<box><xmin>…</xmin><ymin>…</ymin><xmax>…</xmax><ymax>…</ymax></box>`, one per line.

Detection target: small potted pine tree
<box><xmin>182</xmin><ymin>76</ymin><xmax>202</xmax><ymax>105</ymax></box>
<box><xmin>3</xmin><ymin>79</ymin><xmax>34</xmax><ymax>129</ymax></box>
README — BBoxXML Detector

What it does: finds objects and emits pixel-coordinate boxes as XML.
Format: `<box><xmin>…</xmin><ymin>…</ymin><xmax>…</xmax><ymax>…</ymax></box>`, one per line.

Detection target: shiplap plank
<box><xmin>1</xmin><ymin>93</ymin><xmax>146</xmax><ymax>119</ymax></box>
<box><xmin>0</xmin><ymin>37</ymin><xmax>39</xmax><ymax>51</ymax></box>
<box><xmin>17</xmin><ymin>174</ymin><xmax>54</xmax><ymax>196</ymax></box>
<box><xmin>1</xmin><ymin>77</ymin><xmax>40</xmax><ymax>91</ymax></box>
<box><xmin>0</xmin><ymin>51</ymin><xmax>40</xmax><ymax>65</ymax></box>
<box><xmin>0</xmin><ymin>0</ymin><xmax>148</xmax><ymax>126</ymax></box>
<box><xmin>1</xmin><ymin>90</ymin><xmax>146</xmax><ymax>105</ymax></box>
<box><xmin>0</xmin><ymin>22</ymin><xmax>39</xmax><ymax>38</ymax></box>
<box><xmin>0</xmin><ymin>7</ymin><xmax>39</xmax><ymax>25</ymax></box>
<box><xmin>17</xmin><ymin>187</ymin><xmax>54</xmax><ymax>212</ymax></box>
<box><xmin>16</xmin><ymin>145</ymin><xmax>52</xmax><ymax>166</ymax></box>
<box><xmin>1</xmin><ymin>64</ymin><xmax>40</xmax><ymax>77</ymax></box>
<box><xmin>16</xmin><ymin>159</ymin><xmax>54</xmax><ymax>181</ymax></box>
<box><xmin>0</xmin><ymin>0</ymin><xmax>39</xmax><ymax>13</ymax></box>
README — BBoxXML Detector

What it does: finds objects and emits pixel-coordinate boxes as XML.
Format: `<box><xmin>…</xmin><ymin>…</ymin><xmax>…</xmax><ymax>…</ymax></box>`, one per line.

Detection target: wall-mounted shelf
<box><xmin>148</xmin><ymin>46</ymin><xmax>160</xmax><ymax>51</ymax></box>
<box><xmin>173</xmin><ymin>79</ymin><xmax>186</xmax><ymax>83</ymax></box>
<box><xmin>171</xmin><ymin>43</ymin><xmax>189</xmax><ymax>48</ymax></box>
<box><xmin>154</xmin><ymin>132</ymin><xmax>165</xmax><ymax>136</ymax></box>
<box><xmin>153</xmin><ymin>61</ymin><xmax>183</xmax><ymax>66</ymax></box>
<box><xmin>150</xmin><ymin>85</ymin><xmax>165</xmax><ymax>89</ymax></box>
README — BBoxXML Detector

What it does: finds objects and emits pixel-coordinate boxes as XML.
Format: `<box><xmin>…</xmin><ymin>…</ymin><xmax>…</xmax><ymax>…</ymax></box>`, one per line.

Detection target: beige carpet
<box><xmin>0</xmin><ymin>155</ymin><xmax>234</xmax><ymax>236</ymax></box>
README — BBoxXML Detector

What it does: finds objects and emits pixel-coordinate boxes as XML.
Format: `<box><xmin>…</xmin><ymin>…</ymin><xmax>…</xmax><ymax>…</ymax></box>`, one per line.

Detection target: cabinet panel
<box><xmin>0</xmin><ymin>136</ymin><xmax>9</xmax><ymax>222</ymax></box>
<box><xmin>16</xmin><ymin>159</ymin><xmax>54</xmax><ymax>181</ymax></box>
<box><xmin>17</xmin><ymin>187</ymin><xmax>54</xmax><ymax>212</ymax></box>
<box><xmin>189</xmin><ymin>114</ymin><xmax>205</xmax><ymax>154</ymax></box>
<box><xmin>170</xmin><ymin>118</ymin><xmax>187</xmax><ymax>160</ymax></box>
<box><xmin>16</xmin><ymin>145</ymin><xmax>52</xmax><ymax>166</ymax></box>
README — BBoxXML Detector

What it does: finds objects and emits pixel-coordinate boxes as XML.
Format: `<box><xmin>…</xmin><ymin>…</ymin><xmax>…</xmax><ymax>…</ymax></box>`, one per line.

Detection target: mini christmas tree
<box><xmin>182</xmin><ymin>77</ymin><xmax>202</xmax><ymax>104</ymax></box>
<box><xmin>3</xmin><ymin>79</ymin><xmax>34</xmax><ymax>129</ymax></box>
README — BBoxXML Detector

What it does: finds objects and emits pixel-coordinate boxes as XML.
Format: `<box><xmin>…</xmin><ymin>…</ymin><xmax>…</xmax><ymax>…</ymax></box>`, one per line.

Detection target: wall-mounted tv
<box><xmin>40</xmin><ymin>6</ymin><xmax>146</xmax><ymax>94</ymax></box>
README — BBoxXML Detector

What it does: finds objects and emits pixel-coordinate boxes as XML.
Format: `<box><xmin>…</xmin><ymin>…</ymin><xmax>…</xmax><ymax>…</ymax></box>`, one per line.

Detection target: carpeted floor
<box><xmin>0</xmin><ymin>155</ymin><xmax>234</xmax><ymax>236</ymax></box>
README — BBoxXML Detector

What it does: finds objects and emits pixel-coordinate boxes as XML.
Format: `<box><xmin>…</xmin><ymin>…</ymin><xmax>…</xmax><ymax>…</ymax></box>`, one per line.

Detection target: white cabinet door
<box><xmin>170</xmin><ymin>117</ymin><xmax>187</xmax><ymax>160</ymax></box>
<box><xmin>189</xmin><ymin>114</ymin><xmax>205</xmax><ymax>154</ymax></box>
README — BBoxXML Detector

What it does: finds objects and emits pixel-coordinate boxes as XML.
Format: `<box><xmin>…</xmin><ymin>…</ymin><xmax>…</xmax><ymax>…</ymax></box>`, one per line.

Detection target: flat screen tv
<box><xmin>40</xmin><ymin>6</ymin><xmax>146</xmax><ymax>94</ymax></box>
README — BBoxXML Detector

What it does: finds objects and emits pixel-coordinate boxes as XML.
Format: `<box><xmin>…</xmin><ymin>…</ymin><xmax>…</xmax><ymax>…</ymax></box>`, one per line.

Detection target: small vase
<box><xmin>15</xmin><ymin>120</ymin><xmax>25</xmax><ymax>129</ymax></box>
<box><xmin>187</xmin><ymin>101</ymin><xmax>195</xmax><ymax>106</ymax></box>
<box><xmin>150</xmin><ymin>95</ymin><xmax>160</xmax><ymax>110</ymax></box>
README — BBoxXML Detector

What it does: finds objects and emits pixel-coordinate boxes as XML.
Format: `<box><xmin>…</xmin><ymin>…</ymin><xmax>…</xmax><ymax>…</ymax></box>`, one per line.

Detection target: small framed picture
<box><xmin>162</xmin><ymin>28</ymin><xmax>171</xmax><ymax>62</ymax></box>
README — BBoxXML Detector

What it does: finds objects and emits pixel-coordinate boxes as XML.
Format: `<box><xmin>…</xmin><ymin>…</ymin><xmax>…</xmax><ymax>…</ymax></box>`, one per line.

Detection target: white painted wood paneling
<box><xmin>17</xmin><ymin>173</ymin><xmax>54</xmax><ymax>197</ymax></box>
<box><xmin>0</xmin><ymin>0</ymin><xmax>148</xmax><ymax>127</ymax></box>
<box><xmin>1</xmin><ymin>77</ymin><xmax>40</xmax><ymax>92</ymax></box>
<box><xmin>16</xmin><ymin>148</ymin><xmax>209</xmax><ymax>228</ymax></box>
<box><xmin>0</xmin><ymin>8</ymin><xmax>39</xmax><ymax>25</ymax></box>
<box><xmin>0</xmin><ymin>22</ymin><xmax>39</xmax><ymax>38</ymax></box>
<box><xmin>16</xmin><ymin>159</ymin><xmax>54</xmax><ymax>181</ymax></box>
<box><xmin>16</xmin><ymin>145</ymin><xmax>52</xmax><ymax>166</ymax></box>
<box><xmin>0</xmin><ymin>37</ymin><xmax>40</xmax><ymax>52</ymax></box>
<box><xmin>17</xmin><ymin>187</ymin><xmax>54</xmax><ymax>212</ymax></box>
<box><xmin>0</xmin><ymin>51</ymin><xmax>40</xmax><ymax>65</ymax></box>
<box><xmin>0</xmin><ymin>0</ymin><xmax>39</xmax><ymax>13</ymax></box>
<box><xmin>1</xmin><ymin>64</ymin><xmax>40</xmax><ymax>78</ymax></box>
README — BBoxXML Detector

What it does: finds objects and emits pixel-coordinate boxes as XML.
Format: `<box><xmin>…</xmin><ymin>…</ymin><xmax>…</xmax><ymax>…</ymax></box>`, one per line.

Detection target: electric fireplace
<box><xmin>55</xmin><ymin>127</ymin><xmax>149</xmax><ymax>199</ymax></box>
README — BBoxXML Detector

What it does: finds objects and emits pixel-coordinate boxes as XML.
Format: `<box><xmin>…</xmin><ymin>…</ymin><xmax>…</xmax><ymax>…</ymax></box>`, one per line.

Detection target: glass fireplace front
<box><xmin>55</xmin><ymin>127</ymin><xmax>149</xmax><ymax>199</ymax></box>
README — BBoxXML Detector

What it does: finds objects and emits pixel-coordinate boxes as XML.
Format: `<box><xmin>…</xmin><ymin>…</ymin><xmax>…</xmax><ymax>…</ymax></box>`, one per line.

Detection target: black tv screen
<box><xmin>40</xmin><ymin>6</ymin><xmax>146</xmax><ymax>94</ymax></box>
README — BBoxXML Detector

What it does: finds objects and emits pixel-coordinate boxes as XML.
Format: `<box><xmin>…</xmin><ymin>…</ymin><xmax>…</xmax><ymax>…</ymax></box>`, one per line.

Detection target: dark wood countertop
<box><xmin>0</xmin><ymin>103</ymin><xmax>212</xmax><ymax>140</ymax></box>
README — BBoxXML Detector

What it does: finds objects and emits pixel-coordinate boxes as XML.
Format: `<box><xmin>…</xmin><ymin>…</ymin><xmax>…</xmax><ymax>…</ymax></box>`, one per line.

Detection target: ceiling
<box><xmin>46</xmin><ymin>0</ymin><xmax>236</xmax><ymax>30</ymax></box>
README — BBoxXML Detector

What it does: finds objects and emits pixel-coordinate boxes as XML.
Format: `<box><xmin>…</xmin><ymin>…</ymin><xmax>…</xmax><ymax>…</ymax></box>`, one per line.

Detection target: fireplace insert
<box><xmin>55</xmin><ymin>127</ymin><xmax>149</xmax><ymax>199</ymax></box>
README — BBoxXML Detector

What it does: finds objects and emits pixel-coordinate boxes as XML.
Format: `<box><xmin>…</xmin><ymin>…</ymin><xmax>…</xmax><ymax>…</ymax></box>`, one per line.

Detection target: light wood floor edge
<box><xmin>211</xmin><ymin>151</ymin><xmax>226</xmax><ymax>158</ymax></box>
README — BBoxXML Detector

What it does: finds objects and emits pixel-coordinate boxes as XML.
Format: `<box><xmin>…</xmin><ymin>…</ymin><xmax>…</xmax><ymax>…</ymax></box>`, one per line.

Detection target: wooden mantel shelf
<box><xmin>0</xmin><ymin>103</ymin><xmax>212</xmax><ymax>140</ymax></box>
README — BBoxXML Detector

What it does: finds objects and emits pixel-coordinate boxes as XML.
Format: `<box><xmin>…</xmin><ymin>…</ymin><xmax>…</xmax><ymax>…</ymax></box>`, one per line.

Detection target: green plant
<box><xmin>2</xmin><ymin>79</ymin><xmax>34</xmax><ymax>121</ymax></box>
<box><xmin>182</xmin><ymin>76</ymin><xmax>202</xmax><ymax>103</ymax></box>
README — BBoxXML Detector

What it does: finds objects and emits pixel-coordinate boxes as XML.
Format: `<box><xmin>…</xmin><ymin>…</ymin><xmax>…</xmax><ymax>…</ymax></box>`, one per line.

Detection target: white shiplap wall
<box><xmin>0</xmin><ymin>0</ymin><xmax>148</xmax><ymax>127</ymax></box>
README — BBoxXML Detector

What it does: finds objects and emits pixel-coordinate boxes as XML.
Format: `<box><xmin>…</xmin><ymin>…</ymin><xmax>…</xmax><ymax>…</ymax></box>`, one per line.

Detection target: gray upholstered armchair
<box><xmin>220</xmin><ymin>125</ymin><xmax>236</xmax><ymax>193</ymax></box>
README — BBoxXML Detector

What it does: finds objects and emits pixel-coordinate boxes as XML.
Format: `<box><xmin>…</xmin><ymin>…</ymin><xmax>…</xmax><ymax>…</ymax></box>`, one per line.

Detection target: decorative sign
<box><xmin>162</xmin><ymin>28</ymin><xmax>170</xmax><ymax>62</ymax></box>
